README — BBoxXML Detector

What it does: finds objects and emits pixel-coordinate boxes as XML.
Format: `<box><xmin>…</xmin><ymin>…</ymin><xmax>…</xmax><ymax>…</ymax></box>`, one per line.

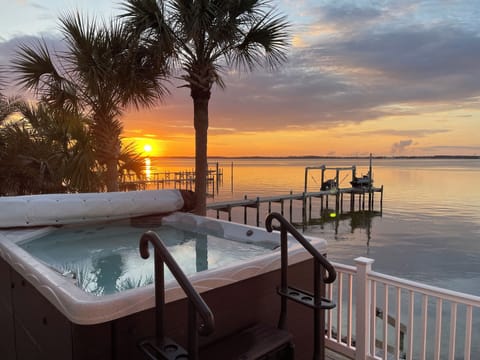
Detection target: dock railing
<box><xmin>327</xmin><ymin>257</ymin><xmax>480</xmax><ymax>360</ymax></box>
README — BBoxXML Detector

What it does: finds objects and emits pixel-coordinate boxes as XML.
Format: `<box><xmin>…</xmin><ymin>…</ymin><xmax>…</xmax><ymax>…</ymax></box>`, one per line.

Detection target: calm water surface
<box><xmin>150</xmin><ymin>157</ymin><xmax>480</xmax><ymax>296</ymax></box>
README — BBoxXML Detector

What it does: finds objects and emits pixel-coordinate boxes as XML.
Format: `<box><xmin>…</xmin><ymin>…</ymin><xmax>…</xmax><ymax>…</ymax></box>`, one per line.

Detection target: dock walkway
<box><xmin>207</xmin><ymin>186</ymin><xmax>383</xmax><ymax>226</ymax></box>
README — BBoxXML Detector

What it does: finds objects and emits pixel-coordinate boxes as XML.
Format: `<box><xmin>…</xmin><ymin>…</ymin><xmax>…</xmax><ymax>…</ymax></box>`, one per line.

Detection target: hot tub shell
<box><xmin>0</xmin><ymin>190</ymin><xmax>328</xmax><ymax>360</ymax></box>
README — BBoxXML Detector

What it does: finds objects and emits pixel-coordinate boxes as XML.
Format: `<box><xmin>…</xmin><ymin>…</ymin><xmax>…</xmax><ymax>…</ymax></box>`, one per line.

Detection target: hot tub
<box><xmin>0</xmin><ymin>190</ymin><xmax>328</xmax><ymax>360</ymax></box>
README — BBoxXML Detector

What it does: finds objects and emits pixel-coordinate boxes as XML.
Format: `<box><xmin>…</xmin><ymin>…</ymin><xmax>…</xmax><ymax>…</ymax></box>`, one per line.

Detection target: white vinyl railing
<box><xmin>325</xmin><ymin>257</ymin><xmax>480</xmax><ymax>360</ymax></box>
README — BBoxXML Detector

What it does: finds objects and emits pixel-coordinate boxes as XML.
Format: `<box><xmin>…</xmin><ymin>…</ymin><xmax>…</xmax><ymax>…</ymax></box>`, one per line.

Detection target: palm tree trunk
<box><xmin>106</xmin><ymin>157</ymin><xmax>119</xmax><ymax>192</ymax></box>
<box><xmin>93</xmin><ymin>118</ymin><xmax>122</xmax><ymax>192</ymax></box>
<box><xmin>192</xmin><ymin>89</ymin><xmax>210</xmax><ymax>216</ymax></box>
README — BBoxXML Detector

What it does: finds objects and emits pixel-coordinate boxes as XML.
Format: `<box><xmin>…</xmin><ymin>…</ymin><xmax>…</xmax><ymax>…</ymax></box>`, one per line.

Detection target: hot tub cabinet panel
<box><xmin>12</xmin><ymin>269</ymin><xmax>73</xmax><ymax>359</ymax></box>
<box><xmin>0</xmin><ymin>257</ymin><xmax>16</xmax><ymax>360</ymax></box>
<box><xmin>1</xmin><ymin>256</ymin><xmax>318</xmax><ymax>360</ymax></box>
<box><xmin>1</xmin><ymin>257</ymin><xmax>112</xmax><ymax>360</ymax></box>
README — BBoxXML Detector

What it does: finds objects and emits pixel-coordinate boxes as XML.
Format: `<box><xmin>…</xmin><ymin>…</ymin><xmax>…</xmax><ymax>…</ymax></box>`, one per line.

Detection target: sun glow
<box><xmin>143</xmin><ymin>144</ymin><xmax>153</xmax><ymax>153</ymax></box>
<box><xmin>126</xmin><ymin>137</ymin><xmax>166</xmax><ymax>157</ymax></box>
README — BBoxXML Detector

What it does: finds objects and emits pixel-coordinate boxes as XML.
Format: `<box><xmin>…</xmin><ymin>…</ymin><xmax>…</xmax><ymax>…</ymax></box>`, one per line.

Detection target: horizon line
<box><xmin>146</xmin><ymin>154</ymin><xmax>480</xmax><ymax>160</ymax></box>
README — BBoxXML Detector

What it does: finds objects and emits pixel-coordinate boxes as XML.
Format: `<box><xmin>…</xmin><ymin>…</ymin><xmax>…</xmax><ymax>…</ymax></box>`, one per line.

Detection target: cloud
<box><xmin>30</xmin><ymin>2</ymin><xmax>49</xmax><ymax>11</ymax></box>
<box><xmin>316</xmin><ymin>3</ymin><xmax>384</xmax><ymax>29</ymax></box>
<box><xmin>201</xmin><ymin>13</ymin><xmax>480</xmax><ymax>133</ymax></box>
<box><xmin>328</xmin><ymin>27</ymin><xmax>480</xmax><ymax>83</ymax></box>
<box><xmin>0</xmin><ymin>34</ymin><xmax>64</xmax><ymax>95</ymax></box>
<box><xmin>391</xmin><ymin>139</ymin><xmax>413</xmax><ymax>154</ymax></box>
<box><xmin>417</xmin><ymin>145</ymin><xmax>480</xmax><ymax>155</ymax></box>
<box><xmin>361</xmin><ymin>129</ymin><xmax>451</xmax><ymax>137</ymax></box>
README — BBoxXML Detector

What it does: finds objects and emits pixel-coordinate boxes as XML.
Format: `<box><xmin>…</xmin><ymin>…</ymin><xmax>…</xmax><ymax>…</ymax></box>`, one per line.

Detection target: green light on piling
<box><xmin>329</xmin><ymin>212</ymin><xmax>337</xmax><ymax>218</ymax></box>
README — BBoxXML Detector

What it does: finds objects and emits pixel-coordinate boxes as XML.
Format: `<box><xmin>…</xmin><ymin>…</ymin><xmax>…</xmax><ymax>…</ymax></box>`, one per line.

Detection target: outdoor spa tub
<box><xmin>0</xmin><ymin>190</ymin><xmax>328</xmax><ymax>360</ymax></box>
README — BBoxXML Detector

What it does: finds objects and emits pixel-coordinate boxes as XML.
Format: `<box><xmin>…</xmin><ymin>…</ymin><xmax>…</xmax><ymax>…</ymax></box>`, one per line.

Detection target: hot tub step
<box><xmin>278</xmin><ymin>286</ymin><xmax>335</xmax><ymax>310</ymax></box>
<box><xmin>138</xmin><ymin>336</ymin><xmax>188</xmax><ymax>360</ymax></box>
<box><xmin>199</xmin><ymin>323</ymin><xmax>294</xmax><ymax>359</ymax></box>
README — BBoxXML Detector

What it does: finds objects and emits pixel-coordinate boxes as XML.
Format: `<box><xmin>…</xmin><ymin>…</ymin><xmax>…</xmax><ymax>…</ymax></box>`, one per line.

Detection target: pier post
<box><xmin>380</xmin><ymin>186</ymin><xmax>384</xmax><ymax>213</ymax></box>
<box><xmin>231</xmin><ymin>162</ymin><xmax>234</xmax><ymax>193</ymax></box>
<box><xmin>244</xmin><ymin>195</ymin><xmax>248</xmax><ymax>224</ymax></box>
<box><xmin>301</xmin><ymin>192</ymin><xmax>306</xmax><ymax>224</ymax></box>
<box><xmin>289</xmin><ymin>191</ymin><xmax>293</xmax><ymax>222</ymax></box>
<box><xmin>335</xmin><ymin>192</ymin><xmax>340</xmax><ymax>215</ymax></box>
<box><xmin>309</xmin><ymin>196</ymin><xmax>312</xmax><ymax>222</ymax></box>
<box><xmin>321</xmin><ymin>168</ymin><xmax>325</xmax><ymax>191</ymax></box>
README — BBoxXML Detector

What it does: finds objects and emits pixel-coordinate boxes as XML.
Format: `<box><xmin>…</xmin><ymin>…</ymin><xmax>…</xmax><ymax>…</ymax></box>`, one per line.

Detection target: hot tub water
<box><xmin>19</xmin><ymin>218</ymin><xmax>276</xmax><ymax>295</ymax></box>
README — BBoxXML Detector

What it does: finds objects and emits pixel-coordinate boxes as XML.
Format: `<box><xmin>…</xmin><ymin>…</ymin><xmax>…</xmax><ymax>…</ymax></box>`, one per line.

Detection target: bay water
<box><xmin>148</xmin><ymin>157</ymin><xmax>480</xmax><ymax>297</ymax></box>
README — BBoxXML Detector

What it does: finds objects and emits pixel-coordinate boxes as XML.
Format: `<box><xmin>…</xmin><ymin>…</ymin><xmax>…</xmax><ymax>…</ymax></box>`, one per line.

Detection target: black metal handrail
<box><xmin>265</xmin><ymin>212</ymin><xmax>336</xmax><ymax>283</ymax></box>
<box><xmin>139</xmin><ymin>231</ymin><xmax>215</xmax><ymax>360</ymax></box>
<box><xmin>265</xmin><ymin>212</ymin><xmax>337</xmax><ymax>360</ymax></box>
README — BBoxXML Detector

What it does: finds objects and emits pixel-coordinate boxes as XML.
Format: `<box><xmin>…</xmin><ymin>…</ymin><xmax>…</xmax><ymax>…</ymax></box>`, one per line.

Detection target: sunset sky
<box><xmin>1</xmin><ymin>0</ymin><xmax>479</xmax><ymax>157</ymax></box>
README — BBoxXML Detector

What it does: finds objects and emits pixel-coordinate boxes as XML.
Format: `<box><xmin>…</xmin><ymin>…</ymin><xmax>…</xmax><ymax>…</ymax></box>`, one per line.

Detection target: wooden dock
<box><xmin>207</xmin><ymin>186</ymin><xmax>383</xmax><ymax>227</ymax></box>
<box><xmin>119</xmin><ymin>165</ymin><xmax>223</xmax><ymax>193</ymax></box>
<box><xmin>207</xmin><ymin>159</ymin><xmax>383</xmax><ymax>226</ymax></box>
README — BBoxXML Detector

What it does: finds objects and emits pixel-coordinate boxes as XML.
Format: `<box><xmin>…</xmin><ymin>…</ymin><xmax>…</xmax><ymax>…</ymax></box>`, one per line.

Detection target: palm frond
<box><xmin>120</xmin><ymin>0</ymin><xmax>175</xmax><ymax>52</ymax></box>
<box><xmin>118</xmin><ymin>141</ymin><xmax>145</xmax><ymax>178</ymax></box>
<box><xmin>13</xmin><ymin>40</ymin><xmax>62</xmax><ymax>92</ymax></box>
<box><xmin>110</xmin><ymin>18</ymin><xmax>171</xmax><ymax>108</ymax></box>
<box><xmin>231</xmin><ymin>9</ymin><xmax>290</xmax><ymax>71</ymax></box>
<box><xmin>13</xmin><ymin>40</ymin><xmax>80</xmax><ymax>111</ymax></box>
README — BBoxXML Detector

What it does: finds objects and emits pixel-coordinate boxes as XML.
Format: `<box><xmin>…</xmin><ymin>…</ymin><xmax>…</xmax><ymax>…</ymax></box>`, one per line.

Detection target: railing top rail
<box><xmin>330</xmin><ymin>261</ymin><xmax>357</xmax><ymax>275</ymax></box>
<box><xmin>140</xmin><ymin>231</ymin><xmax>215</xmax><ymax>335</ymax></box>
<box><xmin>368</xmin><ymin>270</ymin><xmax>480</xmax><ymax>307</ymax></box>
<box><xmin>265</xmin><ymin>212</ymin><xmax>336</xmax><ymax>284</ymax></box>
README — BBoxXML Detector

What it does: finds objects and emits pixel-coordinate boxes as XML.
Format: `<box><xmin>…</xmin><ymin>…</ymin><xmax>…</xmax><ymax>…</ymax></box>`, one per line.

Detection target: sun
<box><xmin>126</xmin><ymin>137</ymin><xmax>164</xmax><ymax>156</ymax></box>
<box><xmin>143</xmin><ymin>144</ymin><xmax>153</xmax><ymax>153</ymax></box>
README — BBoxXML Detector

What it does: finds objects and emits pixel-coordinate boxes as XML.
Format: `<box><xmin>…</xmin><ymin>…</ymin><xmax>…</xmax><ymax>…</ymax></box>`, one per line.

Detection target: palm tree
<box><xmin>0</xmin><ymin>101</ymin><xmax>97</xmax><ymax>195</ymax></box>
<box><xmin>0</xmin><ymin>99</ymin><xmax>148</xmax><ymax>195</ymax></box>
<box><xmin>0</xmin><ymin>111</ymin><xmax>66</xmax><ymax>195</ymax></box>
<box><xmin>19</xmin><ymin>102</ymin><xmax>100</xmax><ymax>193</ymax></box>
<box><xmin>0</xmin><ymin>74</ymin><xmax>28</xmax><ymax>195</ymax></box>
<box><xmin>13</xmin><ymin>13</ymin><xmax>169</xmax><ymax>191</ymax></box>
<box><xmin>120</xmin><ymin>0</ymin><xmax>290</xmax><ymax>215</ymax></box>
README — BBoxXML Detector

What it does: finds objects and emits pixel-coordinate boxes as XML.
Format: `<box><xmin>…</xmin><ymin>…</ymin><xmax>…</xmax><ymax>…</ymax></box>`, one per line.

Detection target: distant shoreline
<box><xmin>150</xmin><ymin>155</ymin><xmax>480</xmax><ymax>160</ymax></box>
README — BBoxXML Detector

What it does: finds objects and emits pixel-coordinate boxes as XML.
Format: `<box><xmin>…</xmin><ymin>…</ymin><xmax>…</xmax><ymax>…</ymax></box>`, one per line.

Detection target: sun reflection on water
<box><xmin>144</xmin><ymin>158</ymin><xmax>151</xmax><ymax>180</ymax></box>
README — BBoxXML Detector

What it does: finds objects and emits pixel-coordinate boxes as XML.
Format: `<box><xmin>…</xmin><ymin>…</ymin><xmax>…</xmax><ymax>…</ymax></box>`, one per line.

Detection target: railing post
<box><xmin>355</xmin><ymin>257</ymin><xmax>375</xmax><ymax>360</ymax></box>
